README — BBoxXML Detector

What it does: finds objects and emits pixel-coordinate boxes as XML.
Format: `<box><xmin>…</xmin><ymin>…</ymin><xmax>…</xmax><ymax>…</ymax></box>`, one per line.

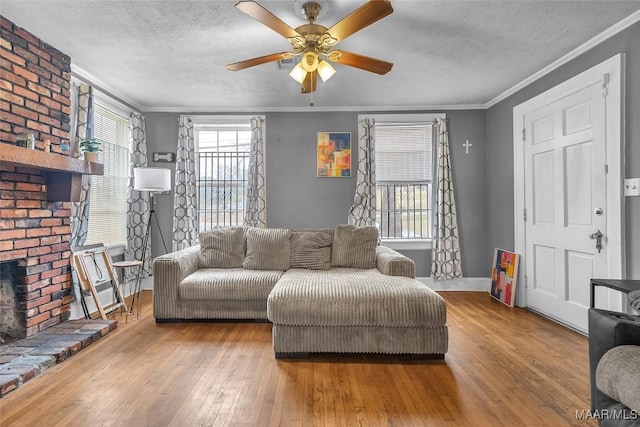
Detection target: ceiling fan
<box><xmin>226</xmin><ymin>0</ymin><xmax>394</xmax><ymax>95</ymax></box>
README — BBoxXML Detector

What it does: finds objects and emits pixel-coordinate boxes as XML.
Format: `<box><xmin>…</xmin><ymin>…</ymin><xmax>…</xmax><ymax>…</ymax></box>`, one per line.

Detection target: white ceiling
<box><xmin>2</xmin><ymin>1</ymin><xmax>639</xmax><ymax>111</ymax></box>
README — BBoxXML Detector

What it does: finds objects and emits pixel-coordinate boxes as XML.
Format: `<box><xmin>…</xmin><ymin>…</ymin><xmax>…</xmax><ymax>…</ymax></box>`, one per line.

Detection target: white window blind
<box><xmin>370</xmin><ymin>116</ymin><xmax>439</xmax><ymax>241</ymax></box>
<box><xmin>85</xmin><ymin>104</ymin><xmax>130</xmax><ymax>246</ymax></box>
<box><xmin>375</xmin><ymin>124</ymin><xmax>433</xmax><ymax>183</ymax></box>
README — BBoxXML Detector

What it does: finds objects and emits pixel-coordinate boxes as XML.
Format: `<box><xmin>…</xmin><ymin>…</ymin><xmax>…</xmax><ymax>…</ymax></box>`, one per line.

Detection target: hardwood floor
<box><xmin>0</xmin><ymin>291</ymin><xmax>595</xmax><ymax>426</ymax></box>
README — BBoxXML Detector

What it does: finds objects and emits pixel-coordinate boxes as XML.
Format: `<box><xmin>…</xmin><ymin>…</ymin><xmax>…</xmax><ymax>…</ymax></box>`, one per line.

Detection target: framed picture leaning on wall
<box><xmin>490</xmin><ymin>248</ymin><xmax>520</xmax><ymax>307</ymax></box>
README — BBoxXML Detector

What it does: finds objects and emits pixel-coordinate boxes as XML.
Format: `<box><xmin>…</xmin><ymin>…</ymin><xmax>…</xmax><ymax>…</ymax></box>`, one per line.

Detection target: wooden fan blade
<box><xmin>226</xmin><ymin>52</ymin><xmax>291</xmax><ymax>71</ymax></box>
<box><xmin>301</xmin><ymin>71</ymin><xmax>318</xmax><ymax>93</ymax></box>
<box><xmin>235</xmin><ymin>1</ymin><xmax>301</xmax><ymax>39</ymax></box>
<box><xmin>329</xmin><ymin>50</ymin><xmax>393</xmax><ymax>75</ymax></box>
<box><xmin>326</xmin><ymin>0</ymin><xmax>393</xmax><ymax>42</ymax></box>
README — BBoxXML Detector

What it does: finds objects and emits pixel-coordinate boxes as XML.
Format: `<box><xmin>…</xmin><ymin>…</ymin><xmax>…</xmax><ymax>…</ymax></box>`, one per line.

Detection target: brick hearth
<box><xmin>0</xmin><ymin>318</ymin><xmax>117</xmax><ymax>397</ymax></box>
<box><xmin>0</xmin><ymin>16</ymin><xmax>74</xmax><ymax>338</ymax></box>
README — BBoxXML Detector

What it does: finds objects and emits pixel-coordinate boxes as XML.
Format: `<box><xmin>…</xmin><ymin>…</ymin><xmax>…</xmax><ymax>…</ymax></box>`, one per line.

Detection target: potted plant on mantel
<box><xmin>80</xmin><ymin>138</ymin><xmax>102</xmax><ymax>162</ymax></box>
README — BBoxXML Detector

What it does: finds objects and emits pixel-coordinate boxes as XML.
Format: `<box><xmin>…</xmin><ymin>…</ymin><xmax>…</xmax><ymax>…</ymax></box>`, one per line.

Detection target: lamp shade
<box><xmin>289</xmin><ymin>62</ymin><xmax>307</xmax><ymax>84</ymax></box>
<box><xmin>134</xmin><ymin>167</ymin><xmax>171</xmax><ymax>192</ymax></box>
<box><xmin>317</xmin><ymin>60</ymin><xmax>336</xmax><ymax>82</ymax></box>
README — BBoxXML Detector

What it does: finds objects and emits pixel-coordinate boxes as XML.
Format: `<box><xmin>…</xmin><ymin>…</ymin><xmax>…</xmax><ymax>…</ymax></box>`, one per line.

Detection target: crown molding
<box><xmin>485</xmin><ymin>9</ymin><xmax>640</xmax><ymax>108</ymax></box>
<box><xmin>71</xmin><ymin>64</ymin><xmax>144</xmax><ymax>112</ymax></box>
<box><xmin>140</xmin><ymin>103</ymin><xmax>486</xmax><ymax>114</ymax></box>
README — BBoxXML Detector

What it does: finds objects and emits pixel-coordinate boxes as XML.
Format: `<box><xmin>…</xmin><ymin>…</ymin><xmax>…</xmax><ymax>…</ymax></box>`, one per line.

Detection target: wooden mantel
<box><xmin>1</xmin><ymin>144</ymin><xmax>104</xmax><ymax>202</ymax></box>
<box><xmin>1</xmin><ymin>144</ymin><xmax>104</xmax><ymax>175</ymax></box>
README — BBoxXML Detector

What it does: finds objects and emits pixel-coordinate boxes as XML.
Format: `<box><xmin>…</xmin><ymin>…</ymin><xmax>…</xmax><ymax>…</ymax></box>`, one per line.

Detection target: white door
<box><xmin>514</xmin><ymin>55</ymin><xmax>624</xmax><ymax>333</ymax></box>
<box><xmin>522</xmin><ymin>82</ymin><xmax>607</xmax><ymax>331</ymax></box>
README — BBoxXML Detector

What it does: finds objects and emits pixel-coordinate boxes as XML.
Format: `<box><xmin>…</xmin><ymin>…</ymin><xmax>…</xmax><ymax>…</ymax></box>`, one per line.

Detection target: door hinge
<box><xmin>604</xmin><ymin>164</ymin><xmax>609</xmax><ymax>174</ymax></box>
<box><xmin>602</xmin><ymin>73</ymin><xmax>610</xmax><ymax>97</ymax></box>
<box><xmin>522</xmin><ymin>128</ymin><xmax>526</xmax><ymax>142</ymax></box>
<box><xmin>524</xmin><ymin>275</ymin><xmax>528</xmax><ymax>289</ymax></box>
<box><xmin>523</xmin><ymin>208</ymin><xmax>527</xmax><ymax>222</ymax></box>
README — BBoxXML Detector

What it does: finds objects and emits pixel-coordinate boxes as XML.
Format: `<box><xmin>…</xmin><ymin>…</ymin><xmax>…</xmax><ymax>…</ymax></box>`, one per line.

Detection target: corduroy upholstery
<box><xmin>588</xmin><ymin>308</ymin><xmax>640</xmax><ymax>427</ymax></box>
<box><xmin>153</xmin><ymin>245</ymin><xmax>201</xmax><ymax>319</ymax></box>
<box><xmin>272</xmin><ymin>325</ymin><xmax>448</xmax><ymax>355</ymax></box>
<box><xmin>331</xmin><ymin>224</ymin><xmax>378</xmax><ymax>269</ymax></box>
<box><xmin>376</xmin><ymin>245</ymin><xmax>416</xmax><ymax>278</ymax></box>
<box><xmin>153</xmin><ymin>226</ymin><xmax>447</xmax><ymax>358</ymax></box>
<box><xmin>243</xmin><ymin>227</ymin><xmax>291</xmax><ymax>270</ymax></box>
<box><xmin>289</xmin><ymin>231</ymin><xmax>332</xmax><ymax>270</ymax></box>
<box><xmin>268</xmin><ymin>268</ymin><xmax>446</xmax><ymax>327</ymax></box>
<box><xmin>268</xmin><ymin>268</ymin><xmax>448</xmax><ymax>355</ymax></box>
<box><xmin>596</xmin><ymin>345</ymin><xmax>640</xmax><ymax>413</ymax></box>
<box><xmin>180</xmin><ymin>268</ymin><xmax>283</xmax><ymax>301</ymax></box>
<box><xmin>199</xmin><ymin>227</ymin><xmax>244</xmax><ymax>268</ymax></box>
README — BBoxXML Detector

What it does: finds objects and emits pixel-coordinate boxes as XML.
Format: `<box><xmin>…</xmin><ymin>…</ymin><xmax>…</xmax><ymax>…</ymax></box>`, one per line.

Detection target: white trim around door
<box><xmin>513</xmin><ymin>53</ymin><xmax>625</xmax><ymax>313</ymax></box>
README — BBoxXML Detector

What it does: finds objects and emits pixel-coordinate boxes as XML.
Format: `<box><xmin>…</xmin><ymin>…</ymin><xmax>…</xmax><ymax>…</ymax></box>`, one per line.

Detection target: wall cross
<box><xmin>463</xmin><ymin>140</ymin><xmax>472</xmax><ymax>154</ymax></box>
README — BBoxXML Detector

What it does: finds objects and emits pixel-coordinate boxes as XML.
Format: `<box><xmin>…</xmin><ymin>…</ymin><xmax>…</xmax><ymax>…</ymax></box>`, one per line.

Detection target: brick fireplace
<box><xmin>0</xmin><ymin>17</ymin><xmax>78</xmax><ymax>339</ymax></box>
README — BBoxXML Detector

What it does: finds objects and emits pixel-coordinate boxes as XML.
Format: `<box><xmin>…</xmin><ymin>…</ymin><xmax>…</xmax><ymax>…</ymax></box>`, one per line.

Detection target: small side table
<box><xmin>112</xmin><ymin>260</ymin><xmax>143</xmax><ymax>321</ymax></box>
<box><xmin>590</xmin><ymin>279</ymin><xmax>640</xmax><ymax>309</ymax></box>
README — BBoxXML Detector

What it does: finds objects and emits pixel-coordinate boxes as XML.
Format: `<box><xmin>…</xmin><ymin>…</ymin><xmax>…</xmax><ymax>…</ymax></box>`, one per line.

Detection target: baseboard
<box><xmin>418</xmin><ymin>277</ymin><xmax>491</xmax><ymax>292</ymax></box>
<box><xmin>141</xmin><ymin>276</ymin><xmax>153</xmax><ymax>290</ymax></box>
<box><xmin>69</xmin><ymin>276</ymin><xmax>155</xmax><ymax>319</ymax></box>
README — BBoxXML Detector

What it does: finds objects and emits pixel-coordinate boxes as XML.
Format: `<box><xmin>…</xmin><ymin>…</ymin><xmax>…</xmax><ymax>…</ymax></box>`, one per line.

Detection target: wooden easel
<box><xmin>71</xmin><ymin>248</ymin><xmax>127</xmax><ymax>320</ymax></box>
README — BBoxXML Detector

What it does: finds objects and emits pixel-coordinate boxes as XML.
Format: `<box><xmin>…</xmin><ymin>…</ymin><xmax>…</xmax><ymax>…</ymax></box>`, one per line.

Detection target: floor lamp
<box><xmin>131</xmin><ymin>167</ymin><xmax>171</xmax><ymax>315</ymax></box>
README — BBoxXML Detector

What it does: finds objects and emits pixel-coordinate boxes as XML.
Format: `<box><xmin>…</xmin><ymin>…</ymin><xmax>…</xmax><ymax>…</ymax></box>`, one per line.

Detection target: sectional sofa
<box><xmin>153</xmin><ymin>225</ymin><xmax>448</xmax><ymax>358</ymax></box>
<box><xmin>588</xmin><ymin>307</ymin><xmax>640</xmax><ymax>426</ymax></box>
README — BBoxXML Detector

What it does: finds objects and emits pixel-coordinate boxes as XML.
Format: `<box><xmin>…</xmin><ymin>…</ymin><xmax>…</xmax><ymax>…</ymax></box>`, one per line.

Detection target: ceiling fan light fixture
<box><xmin>228</xmin><ymin>0</ymin><xmax>394</xmax><ymax>97</ymax></box>
<box><xmin>317</xmin><ymin>59</ymin><xmax>336</xmax><ymax>82</ymax></box>
<box><xmin>289</xmin><ymin>62</ymin><xmax>308</xmax><ymax>84</ymax></box>
<box><xmin>301</xmin><ymin>51</ymin><xmax>319</xmax><ymax>72</ymax></box>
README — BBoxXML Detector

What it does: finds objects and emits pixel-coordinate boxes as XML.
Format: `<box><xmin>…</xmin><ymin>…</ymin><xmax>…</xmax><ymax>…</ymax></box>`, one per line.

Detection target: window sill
<box><xmin>104</xmin><ymin>243</ymin><xmax>126</xmax><ymax>258</ymax></box>
<box><xmin>382</xmin><ymin>239</ymin><xmax>432</xmax><ymax>251</ymax></box>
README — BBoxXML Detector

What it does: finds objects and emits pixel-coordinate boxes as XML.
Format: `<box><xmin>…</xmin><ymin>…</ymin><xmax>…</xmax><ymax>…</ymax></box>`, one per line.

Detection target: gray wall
<box><xmin>265</xmin><ymin>112</ymin><xmax>358</xmax><ymax>228</ymax></box>
<box><xmin>144</xmin><ymin>113</ymin><xmax>180</xmax><ymax>257</ymax></box>
<box><xmin>486</xmin><ymin>22</ymin><xmax>640</xmax><ymax>279</ymax></box>
<box><xmin>144</xmin><ymin>109</ymin><xmax>488</xmax><ymax>277</ymax></box>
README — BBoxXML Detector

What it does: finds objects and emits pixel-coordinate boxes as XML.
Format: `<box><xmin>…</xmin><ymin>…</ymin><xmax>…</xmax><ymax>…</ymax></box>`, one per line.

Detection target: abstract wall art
<box><xmin>490</xmin><ymin>248</ymin><xmax>520</xmax><ymax>307</ymax></box>
<box><xmin>317</xmin><ymin>132</ymin><xmax>351</xmax><ymax>177</ymax></box>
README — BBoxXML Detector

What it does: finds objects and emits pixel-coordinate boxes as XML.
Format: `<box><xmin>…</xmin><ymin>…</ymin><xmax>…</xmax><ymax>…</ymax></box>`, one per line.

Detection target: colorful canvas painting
<box><xmin>317</xmin><ymin>132</ymin><xmax>351</xmax><ymax>177</ymax></box>
<box><xmin>490</xmin><ymin>248</ymin><xmax>520</xmax><ymax>307</ymax></box>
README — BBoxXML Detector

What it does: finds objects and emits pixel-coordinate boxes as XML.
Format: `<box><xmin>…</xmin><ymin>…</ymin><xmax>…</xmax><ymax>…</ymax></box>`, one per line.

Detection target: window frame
<box><xmin>192</xmin><ymin>115</ymin><xmax>256</xmax><ymax>232</ymax></box>
<box><xmin>84</xmin><ymin>91</ymin><xmax>132</xmax><ymax>253</ymax></box>
<box><xmin>360</xmin><ymin>113</ymin><xmax>445</xmax><ymax>251</ymax></box>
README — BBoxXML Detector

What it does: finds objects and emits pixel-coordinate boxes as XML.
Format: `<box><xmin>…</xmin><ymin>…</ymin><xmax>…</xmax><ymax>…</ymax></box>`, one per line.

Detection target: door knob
<box><xmin>589</xmin><ymin>230</ymin><xmax>603</xmax><ymax>253</ymax></box>
<box><xmin>594</xmin><ymin>207</ymin><xmax>603</xmax><ymax>216</ymax></box>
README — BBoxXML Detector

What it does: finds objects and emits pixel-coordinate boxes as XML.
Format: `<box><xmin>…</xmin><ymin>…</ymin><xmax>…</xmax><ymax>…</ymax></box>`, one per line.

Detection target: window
<box><xmin>368</xmin><ymin>114</ymin><xmax>444</xmax><ymax>245</ymax></box>
<box><xmin>194</xmin><ymin>119</ymin><xmax>252</xmax><ymax>232</ymax></box>
<box><xmin>85</xmin><ymin>103</ymin><xmax>130</xmax><ymax>246</ymax></box>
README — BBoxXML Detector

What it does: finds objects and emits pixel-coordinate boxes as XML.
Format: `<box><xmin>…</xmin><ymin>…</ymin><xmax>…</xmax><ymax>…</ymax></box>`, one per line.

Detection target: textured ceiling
<box><xmin>2</xmin><ymin>1</ymin><xmax>639</xmax><ymax>111</ymax></box>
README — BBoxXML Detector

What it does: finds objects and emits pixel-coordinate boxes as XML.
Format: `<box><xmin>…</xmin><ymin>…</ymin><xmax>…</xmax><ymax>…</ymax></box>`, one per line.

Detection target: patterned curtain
<box><xmin>243</xmin><ymin>116</ymin><xmax>266</xmax><ymax>227</ymax></box>
<box><xmin>173</xmin><ymin>115</ymin><xmax>198</xmax><ymax>251</ymax></box>
<box><xmin>431</xmin><ymin>118</ymin><xmax>463</xmax><ymax>279</ymax></box>
<box><xmin>348</xmin><ymin>117</ymin><xmax>377</xmax><ymax>226</ymax></box>
<box><xmin>70</xmin><ymin>82</ymin><xmax>94</xmax><ymax>248</ymax></box>
<box><xmin>126</xmin><ymin>112</ymin><xmax>151</xmax><ymax>278</ymax></box>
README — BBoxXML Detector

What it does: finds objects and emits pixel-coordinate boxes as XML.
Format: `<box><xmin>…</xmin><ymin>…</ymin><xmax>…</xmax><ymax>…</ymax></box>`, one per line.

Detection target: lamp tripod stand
<box><xmin>130</xmin><ymin>167</ymin><xmax>172</xmax><ymax>318</ymax></box>
<box><xmin>129</xmin><ymin>194</ymin><xmax>168</xmax><ymax>316</ymax></box>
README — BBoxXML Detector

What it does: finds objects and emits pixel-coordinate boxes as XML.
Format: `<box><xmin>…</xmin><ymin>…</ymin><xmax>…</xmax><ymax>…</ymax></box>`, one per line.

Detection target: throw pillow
<box><xmin>199</xmin><ymin>227</ymin><xmax>245</xmax><ymax>268</ymax></box>
<box><xmin>290</xmin><ymin>231</ymin><xmax>332</xmax><ymax>270</ymax></box>
<box><xmin>243</xmin><ymin>227</ymin><xmax>291</xmax><ymax>271</ymax></box>
<box><xmin>629</xmin><ymin>290</ymin><xmax>640</xmax><ymax>312</ymax></box>
<box><xmin>331</xmin><ymin>224</ymin><xmax>378</xmax><ymax>269</ymax></box>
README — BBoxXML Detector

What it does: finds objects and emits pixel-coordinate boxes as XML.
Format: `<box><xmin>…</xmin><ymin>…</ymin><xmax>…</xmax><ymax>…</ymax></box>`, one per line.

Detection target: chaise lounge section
<box><xmin>268</xmin><ymin>267</ymin><xmax>447</xmax><ymax>358</ymax></box>
<box><xmin>152</xmin><ymin>225</ymin><xmax>448</xmax><ymax>358</ymax></box>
